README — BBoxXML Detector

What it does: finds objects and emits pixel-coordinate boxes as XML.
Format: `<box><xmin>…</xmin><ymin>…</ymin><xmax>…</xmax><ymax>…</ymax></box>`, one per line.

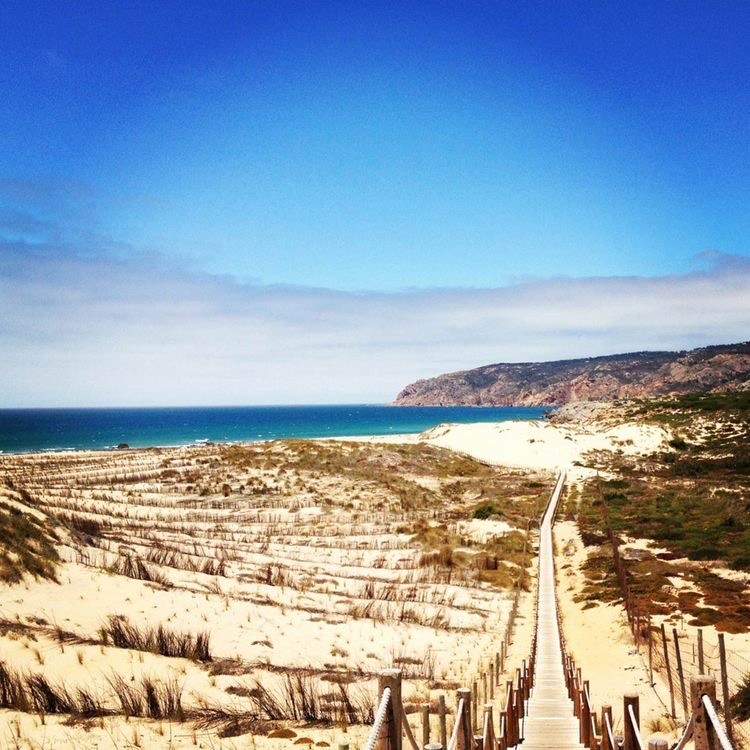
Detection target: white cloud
<box><xmin>1</xmin><ymin>241</ymin><xmax>749</xmax><ymax>406</ymax></box>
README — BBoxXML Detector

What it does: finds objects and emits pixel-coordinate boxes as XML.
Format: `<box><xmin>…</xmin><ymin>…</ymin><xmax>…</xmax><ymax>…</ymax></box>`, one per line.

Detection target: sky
<box><xmin>1</xmin><ymin>1</ymin><xmax>749</xmax><ymax>406</ymax></box>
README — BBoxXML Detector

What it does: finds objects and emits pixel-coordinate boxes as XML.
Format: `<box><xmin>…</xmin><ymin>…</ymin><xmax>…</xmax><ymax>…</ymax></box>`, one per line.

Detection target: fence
<box><xmin>596</xmin><ymin>485</ymin><xmax>748</xmax><ymax>746</ymax></box>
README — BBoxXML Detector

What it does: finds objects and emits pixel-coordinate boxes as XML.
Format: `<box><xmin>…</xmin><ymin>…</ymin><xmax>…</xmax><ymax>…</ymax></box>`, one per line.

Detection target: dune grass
<box><xmin>0</xmin><ymin>498</ymin><xmax>59</xmax><ymax>584</ymax></box>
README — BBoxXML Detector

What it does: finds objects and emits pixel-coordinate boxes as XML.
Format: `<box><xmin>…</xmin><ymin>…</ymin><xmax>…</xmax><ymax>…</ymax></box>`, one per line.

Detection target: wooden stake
<box><xmin>697</xmin><ymin>629</ymin><xmax>704</xmax><ymax>674</ymax></box>
<box><xmin>661</xmin><ymin>623</ymin><xmax>676</xmax><ymax>719</ymax></box>
<box><xmin>421</xmin><ymin>704</ymin><xmax>430</xmax><ymax>749</ymax></box>
<box><xmin>672</xmin><ymin>628</ymin><xmax>688</xmax><ymax>718</ymax></box>
<box><xmin>472</xmin><ymin>681</ymin><xmax>478</xmax><ymax>731</ymax></box>
<box><xmin>648</xmin><ymin>615</ymin><xmax>653</xmax><ymax>686</ymax></box>
<box><xmin>718</xmin><ymin>633</ymin><xmax>733</xmax><ymax>742</ymax></box>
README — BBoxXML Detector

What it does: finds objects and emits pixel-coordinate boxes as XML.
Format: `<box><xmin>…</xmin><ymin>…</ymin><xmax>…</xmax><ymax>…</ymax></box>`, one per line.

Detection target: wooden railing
<box><xmin>364</xmin><ymin>468</ymin><xmax>734</xmax><ymax>750</ymax></box>
<box><xmin>364</xmin><ymin>665</ymin><xmax>535</xmax><ymax>750</ymax></box>
<box><xmin>561</xmin><ymin>635</ymin><xmax>734</xmax><ymax>750</ymax></box>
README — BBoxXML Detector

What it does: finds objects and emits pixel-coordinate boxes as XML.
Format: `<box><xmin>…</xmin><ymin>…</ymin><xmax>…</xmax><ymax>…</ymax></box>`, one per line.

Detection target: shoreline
<box><xmin>0</xmin><ymin>404</ymin><xmax>553</xmax><ymax>456</ymax></box>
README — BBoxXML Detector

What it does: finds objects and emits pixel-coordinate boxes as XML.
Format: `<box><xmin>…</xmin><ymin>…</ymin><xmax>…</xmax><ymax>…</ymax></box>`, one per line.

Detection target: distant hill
<box><xmin>394</xmin><ymin>342</ymin><xmax>750</xmax><ymax>406</ymax></box>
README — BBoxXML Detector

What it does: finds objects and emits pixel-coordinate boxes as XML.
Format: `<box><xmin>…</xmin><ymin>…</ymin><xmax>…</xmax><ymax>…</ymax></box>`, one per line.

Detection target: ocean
<box><xmin>0</xmin><ymin>404</ymin><xmax>550</xmax><ymax>454</ymax></box>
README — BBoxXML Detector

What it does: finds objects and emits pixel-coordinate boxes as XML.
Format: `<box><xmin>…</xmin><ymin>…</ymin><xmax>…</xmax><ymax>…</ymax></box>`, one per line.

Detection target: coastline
<box><xmin>0</xmin><ymin>403</ymin><xmax>551</xmax><ymax>455</ymax></box>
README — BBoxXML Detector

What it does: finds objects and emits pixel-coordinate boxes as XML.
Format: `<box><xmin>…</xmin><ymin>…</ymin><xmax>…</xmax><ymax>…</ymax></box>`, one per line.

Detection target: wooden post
<box><xmin>472</xmin><ymin>681</ymin><xmax>478</xmax><ymax>731</ymax></box>
<box><xmin>698</xmin><ymin>629</ymin><xmax>705</xmax><ymax>674</ymax></box>
<box><xmin>457</xmin><ymin>688</ymin><xmax>472</xmax><ymax>750</ymax></box>
<box><xmin>495</xmin><ymin>652</ymin><xmax>500</xmax><ymax>686</ymax></box>
<box><xmin>718</xmin><ymin>633</ymin><xmax>733</xmax><ymax>742</ymax></box>
<box><xmin>489</xmin><ymin>662</ymin><xmax>494</xmax><ymax>700</ymax></box>
<box><xmin>622</xmin><ymin>694</ymin><xmax>639</xmax><ymax>750</ymax></box>
<box><xmin>379</xmin><ymin>670</ymin><xmax>402</xmax><ymax>750</ymax></box>
<box><xmin>647</xmin><ymin>740</ymin><xmax>668</xmax><ymax>750</ymax></box>
<box><xmin>648</xmin><ymin>616</ymin><xmax>653</xmax><ymax>686</ymax></box>
<box><xmin>691</xmin><ymin>675</ymin><xmax>717</xmax><ymax>750</ymax></box>
<box><xmin>600</xmin><ymin>705</ymin><xmax>612</xmax><ymax>750</ymax></box>
<box><xmin>438</xmin><ymin>694</ymin><xmax>447</xmax><ymax>750</ymax></box>
<box><xmin>482</xmin><ymin>704</ymin><xmax>495</xmax><ymax>750</ymax></box>
<box><xmin>500</xmin><ymin>641</ymin><xmax>506</xmax><ymax>672</ymax></box>
<box><xmin>672</xmin><ymin>628</ymin><xmax>688</xmax><ymax>718</ymax></box>
<box><xmin>505</xmin><ymin>682</ymin><xmax>515</xmax><ymax>748</ymax></box>
<box><xmin>661</xmin><ymin>623</ymin><xmax>676</xmax><ymax>719</ymax></box>
<box><xmin>580</xmin><ymin>682</ymin><xmax>591</xmax><ymax>747</ymax></box>
<box><xmin>482</xmin><ymin>672</ymin><xmax>487</xmax><ymax>705</ymax></box>
<box><xmin>421</xmin><ymin>704</ymin><xmax>430</xmax><ymax>749</ymax></box>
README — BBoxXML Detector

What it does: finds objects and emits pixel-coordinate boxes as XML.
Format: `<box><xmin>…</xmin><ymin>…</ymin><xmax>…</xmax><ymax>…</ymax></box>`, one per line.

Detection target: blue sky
<box><xmin>1</xmin><ymin>2</ymin><xmax>749</xmax><ymax>405</ymax></box>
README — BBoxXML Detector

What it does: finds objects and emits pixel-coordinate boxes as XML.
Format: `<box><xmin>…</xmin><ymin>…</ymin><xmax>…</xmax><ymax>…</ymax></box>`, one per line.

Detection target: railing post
<box><xmin>457</xmin><ymin>687</ymin><xmax>472</xmax><ymax>750</ymax></box>
<box><xmin>379</xmin><ymin>669</ymin><xmax>403</xmax><ymax>750</ymax></box>
<box><xmin>480</xmin><ymin>704</ymin><xmax>495</xmax><ymax>750</ymax></box>
<box><xmin>580</xmin><ymin>681</ymin><xmax>591</xmax><ymax>747</ymax></box>
<box><xmin>623</xmin><ymin>694</ymin><xmax>639</xmax><ymax>750</ymax></box>
<box><xmin>647</xmin><ymin>740</ymin><xmax>668</xmax><ymax>750</ymax></box>
<box><xmin>438</xmin><ymin>694</ymin><xmax>447</xmax><ymax>750</ymax></box>
<box><xmin>505</xmin><ymin>681</ymin><xmax>516</xmax><ymax>748</ymax></box>
<box><xmin>600</xmin><ymin>705</ymin><xmax>612</xmax><ymax>750</ymax></box>
<box><xmin>691</xmin><ymin>675</ymin><xmax>717</xmax><ymax>750</ymax></box>
<box><xmin>498</xmin><ymin>707</ymin><xmax>507</xmax><ymax>750</ymax></box>
<box><xmin>422</xmin><ymin>703</ymin><xmax>430</xmax><ymax>749</ymax></box>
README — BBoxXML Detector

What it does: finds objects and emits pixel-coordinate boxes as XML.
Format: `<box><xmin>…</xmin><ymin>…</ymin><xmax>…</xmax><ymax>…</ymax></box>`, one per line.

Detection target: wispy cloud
<box><xmin>1</xmin><ymin>183</ymin><xmax>748</xmax><ymax>406</ymax></box>
<box><xmin>2</xmin><ymin>237</ymin><xmax>748</xmax><ymax>406</ymax></box>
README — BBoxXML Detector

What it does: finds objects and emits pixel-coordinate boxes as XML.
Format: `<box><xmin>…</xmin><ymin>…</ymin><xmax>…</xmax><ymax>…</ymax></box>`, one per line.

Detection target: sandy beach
<box><xmin>2</xmin><ymin>412</ymin><xmax>745</xmax><ymax>748</ymax></box>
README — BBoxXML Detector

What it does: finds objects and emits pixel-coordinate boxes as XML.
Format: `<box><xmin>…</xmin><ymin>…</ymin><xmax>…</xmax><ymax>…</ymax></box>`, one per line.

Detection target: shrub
<box><xmin>731</xmin><ymin>674</ymin><xmax>750</xmax><ymax>722</ymax></box>
<box><xmin>472</xmin><ymin>502</ymin><xmax>500</xmax><ymax>520</ymax></box>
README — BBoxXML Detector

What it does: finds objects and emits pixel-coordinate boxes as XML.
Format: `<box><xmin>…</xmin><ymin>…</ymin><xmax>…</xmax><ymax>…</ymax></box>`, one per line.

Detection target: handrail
<box><xmin>604</xmin><ymin>711</ymin><xmax>615</xmax><ymax>750</ymax></box>
<box><xmin>627</xmin><ymin>703</ymin><xmax>646</xmax><ymax>750</ymax></box>
<box><xmin>446</xmin><ymin>697</ymin><xmax>464</xmax><ymax>750</ymax></box>
<box><xmin>702</xmin><ymin>694</ymin><xmax>734</xmax><ymax>750</ymax></box>
<box><xmin>364</xmin><ymin>686</ymin><xmax>392</xmax><ymax>750</ymax></box>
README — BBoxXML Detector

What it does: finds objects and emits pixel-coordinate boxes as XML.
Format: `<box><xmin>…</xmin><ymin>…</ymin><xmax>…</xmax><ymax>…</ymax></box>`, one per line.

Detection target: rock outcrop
<box><xmin>394</xmin><ymin>342</ymin><xmax>750</xmax><ymax>406</ymax></box>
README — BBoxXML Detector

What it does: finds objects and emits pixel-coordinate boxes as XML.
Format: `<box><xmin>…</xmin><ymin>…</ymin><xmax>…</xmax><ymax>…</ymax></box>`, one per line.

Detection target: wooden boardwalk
<box><xmin>520</xmin><ymin>473</ymin><xmax>585</xmax><ymax>750</ymax></box>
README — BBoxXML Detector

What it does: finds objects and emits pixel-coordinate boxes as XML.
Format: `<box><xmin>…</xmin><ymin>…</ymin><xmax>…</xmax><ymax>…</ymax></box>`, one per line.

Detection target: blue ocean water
<box><xmin>0</xmin><ymin>405</ymin><xmax>550</xmax><ymax>454</ymax></box>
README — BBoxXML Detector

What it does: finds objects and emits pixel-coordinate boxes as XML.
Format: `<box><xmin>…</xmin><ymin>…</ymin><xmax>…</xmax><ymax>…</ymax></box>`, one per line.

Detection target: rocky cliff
<box><xmin>394</xmin><ymin>342</ymin><xmax>750</xmax><ymax>406</ymax></box>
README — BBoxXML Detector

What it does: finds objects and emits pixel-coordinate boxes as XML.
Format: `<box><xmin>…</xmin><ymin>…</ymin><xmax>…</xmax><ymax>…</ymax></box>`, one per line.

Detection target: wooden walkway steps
<box><xmin>519</xmin><ymin>473</ymin><xmax>585</xmax><ymax>750</ymax></box>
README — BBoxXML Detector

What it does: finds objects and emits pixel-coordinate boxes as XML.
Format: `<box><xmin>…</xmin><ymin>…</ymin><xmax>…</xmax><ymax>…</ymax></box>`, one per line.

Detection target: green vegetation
<box><xmin>730</xmin><ymin>673</ymin><xmax>750</xmax><ymax>722</ymax></box>
<box><xmin>572</xmin><ymin>392</ymin><xmax>750</xmax><ymax>630</ymax></box>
